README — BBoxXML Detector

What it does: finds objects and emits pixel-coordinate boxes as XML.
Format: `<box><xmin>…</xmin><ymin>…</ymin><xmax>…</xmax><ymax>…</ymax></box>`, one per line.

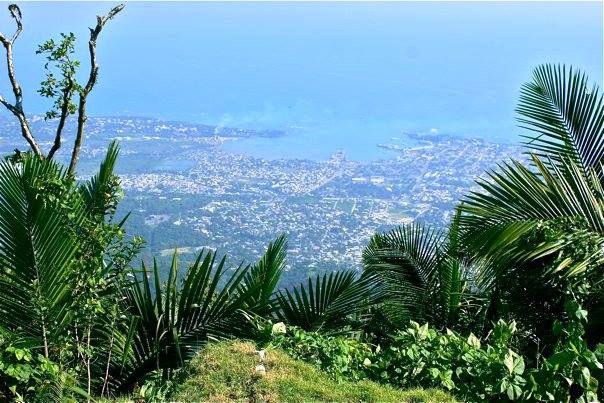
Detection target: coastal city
<box><xmin>0</xmin><ymin>115</ymin><xmax>522</xmax><ymax>285</ymax></box>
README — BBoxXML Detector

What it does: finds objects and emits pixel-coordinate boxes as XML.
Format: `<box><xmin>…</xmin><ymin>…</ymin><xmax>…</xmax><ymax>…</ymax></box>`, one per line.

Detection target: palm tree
<box><xmin>0</xmin><ymin>142</ymin><xmax>138</xmax><ymax>399</ymax></box>
<box><xmin>362</xmin><ymin>215</ymin><xmax>483</xmax><ymax>334</ymax></box>
<box><xmin>116</xmin><ymin>251</ymin><xmax>248</xmax><ymax>390</ymax></box>
<box><xmin>115</xmin><ymin>235</ymin><xmax>289</xmax><ymax>391</ymax></box>
<box><xmin>458</xmin><ymin>64</ymin><xmax>604</xmax><ymax>348</ymax></box>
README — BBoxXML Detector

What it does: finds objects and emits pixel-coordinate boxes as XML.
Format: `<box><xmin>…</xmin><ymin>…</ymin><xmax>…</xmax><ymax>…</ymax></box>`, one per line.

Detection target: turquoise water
<box><xmin>3</xmin><ymin>2</ymin><xmax>602</xmax><ymax>161</ymax></box>
<box><xmin>223</xmin><ymin>120</ymin><xmax>501</xmax><ymax>161</ymax></box>
<box><xmin>224</xmin><ymin>122</ymin><xmax>428</xmax><ymax>161</ymax></box>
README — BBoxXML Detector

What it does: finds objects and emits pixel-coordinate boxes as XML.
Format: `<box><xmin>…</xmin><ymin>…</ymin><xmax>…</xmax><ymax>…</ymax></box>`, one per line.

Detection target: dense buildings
<box><xmin>0</xmin><ymin>115</ymin><xmax>521</xmax><ymax>285</ymax></box>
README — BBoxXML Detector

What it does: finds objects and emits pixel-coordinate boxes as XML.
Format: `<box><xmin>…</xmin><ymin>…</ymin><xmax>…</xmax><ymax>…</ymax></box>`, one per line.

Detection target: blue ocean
<box><xmin>2</xmin><ymin>1</ymin><xmax>602</xmax><ymax>161</ymax></box>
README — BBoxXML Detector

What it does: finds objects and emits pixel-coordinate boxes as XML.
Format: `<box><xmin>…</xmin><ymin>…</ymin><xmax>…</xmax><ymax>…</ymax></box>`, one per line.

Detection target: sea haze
<box><xmin>0</xmin><ymin>2</ymin><xmax>601</xmax><ymax>161</ymax></box>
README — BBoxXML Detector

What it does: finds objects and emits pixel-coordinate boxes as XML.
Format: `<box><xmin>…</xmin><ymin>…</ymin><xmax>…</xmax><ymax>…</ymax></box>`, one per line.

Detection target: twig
<box><xmin>86</xmin><ymin>326</ymin><xmax>92</xmax><ymax>403</ymax></box>
<box><xmin>101</xmin><ymin>328</ymin><xmax>116</xmax><ymax>397</ymax></box>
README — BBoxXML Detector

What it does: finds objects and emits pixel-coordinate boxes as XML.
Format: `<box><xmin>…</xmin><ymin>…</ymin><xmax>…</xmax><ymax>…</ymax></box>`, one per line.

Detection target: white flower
<box><xmin>363</xmin><ymin>358</ymin><xmax>372</xmax><ymax>366</ymax></box>
<box><xmin>255</xmin><ymin>349</ymin><xmax>266</xmax><ymax>361</ymax></box>
<box><xmin>271</xmin><ymin>322</ymin><xmax>287</xmax><ymax>335</ymax></box>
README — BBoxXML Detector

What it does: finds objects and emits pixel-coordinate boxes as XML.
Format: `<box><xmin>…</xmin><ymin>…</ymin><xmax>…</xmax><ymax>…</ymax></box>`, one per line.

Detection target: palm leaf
<box><xmin>463</xmin><ymin>157</ymin><xmax>604</xmax><ymax>229</ymax></box>
<box><xmin>0</xmin><ymin>155</ymin><xmax>85</xmax><ymax>347</ymax></box>
<box><xmin>273</xmin><ymin>270</ymin><xmax>377</xmax><ymax>332</ymax></box>
<box><xmin>117</xmin><ymin>248</ymin><xmax>252</xmax><ymax>390</ymax></box>
<box><xmin>79</xmin><ymin>141</ymin><xmax>121</xmax><ymax>217</ymax></box>
<box><xmin>362</xmin><ymin>219</ymin><xmax>481</xmax><ymax>330</ymax></box>
<box><xmin>239</xmin><ymin>234</ymin><xmax>287</xmax><ymax>315</ymax></box>
<box><xmin>460</xmin><ymin>156</ymin><xmax>604</xmax><ymax>286</ymax></box>
<box><xmin>362</xmin><ymin>223</ymin><xmax>444</xmax><ymax>324</ymax></box>
<box><xmin>436</xmin><ymin>210</ymin><xmax>477</xmax><ymax>327</ymax></box>
<box><xmin>517</xmin><ymin>64</ymin><xmax>604</xmax><ymax>176</ymax></box>
<box><xmin>363</xmin><ymin>223</ymin><xmax>443</xmax><ymax>284</ymax></box>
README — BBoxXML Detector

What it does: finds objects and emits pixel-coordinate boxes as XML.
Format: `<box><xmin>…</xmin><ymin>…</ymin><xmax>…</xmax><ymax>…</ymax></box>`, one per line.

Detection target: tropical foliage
<box><xmin>268</xmin><ymin>324</ymin><xmax>374</xmax><ymax>382</ymax></box>
<box><xmin>265</xmin><ymin>303</ymin><xmax>603</xmax><ymax>402</ymax></box>
<box><xmin>0</xmin><ymin>144</ymin><xmax>141</xmax><ymax>399</ymax></box>
<box><xmin>362</xmin><ymin>214</ymin><xmax>483</xmax><ymax>334</ymax></box>
<box><xmin>117</xmin><ymin>250</ymin><xmax>253</xmax><ymax>391</ymax></box>
<box><xmin>458</xmin><ymin>65</ymin><xmax>604</xmax><ymax>356</ymax></box>
<box><xmin>273</xmin><ymin>269</ymin><xmax>379</xmax><ymax>332</ymax></box>
<box><xmin>0</xmin><ymin>13</ymin><xmax>602</xmax><ymax>400</ymax></box>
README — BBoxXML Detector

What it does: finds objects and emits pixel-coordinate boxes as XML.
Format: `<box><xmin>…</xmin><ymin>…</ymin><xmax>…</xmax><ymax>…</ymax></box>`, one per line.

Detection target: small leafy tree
<box><xmin>0</xmin><ymin>3</ymin><xmax>124</xmax><ymax>175</ymax></box>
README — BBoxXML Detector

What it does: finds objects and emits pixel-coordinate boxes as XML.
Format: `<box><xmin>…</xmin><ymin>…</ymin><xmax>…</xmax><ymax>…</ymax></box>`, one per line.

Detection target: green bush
<box><xmin>266</xmin><ymin>320</ymin><xmax>521</xmax><ymax>400</ymax></box>
<box><xmin>373</xmin><ymin>320</ymin><xmax>526</xmax><ymax>400</ymax></box>
<box><xmin>524</xmin><ymin>300</ymin><xmax>602</xmax><ymax>401</ymax></box>
<box><xmin>373</xmin><ymin>303</ymin><xmax>601</xmax><ymax>402</ymax></box>
<box><xmin>269</xmin><ymin>325</ymin><xmax>373</xmax><ymax>382</ymax></box>
<box><xmin>0</xmin><ymin>330</ymin><xmax>81</xmax><ymax>401</ymax></box>
<box><xmin>267</xmin><ymin>302</ymin><xmax>602</xmax><ymax>402</ymax></box>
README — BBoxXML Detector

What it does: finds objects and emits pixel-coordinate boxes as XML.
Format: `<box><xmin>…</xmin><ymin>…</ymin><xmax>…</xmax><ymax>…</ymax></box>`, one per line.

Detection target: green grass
<box><xmin>172</xmin><ymin>341</ymin><xmax>455</xmax><ymax>402</ymax></box>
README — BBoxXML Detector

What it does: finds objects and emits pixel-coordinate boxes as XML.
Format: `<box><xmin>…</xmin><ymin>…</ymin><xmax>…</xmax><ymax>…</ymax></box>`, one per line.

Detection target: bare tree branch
<box><xmin>0</xmin><ymin>4</ymin><xmax>43</xmax><ymax>157</ymax></box>
<box><xmin>47</xmin><ymin>76</ymin><xmax>75</xmax><ymax>159</ymax></box>
<box><xmin>68</xmin><ymin>3</ymin><xmax>124</xmax><ymax>175</ymax></box>
<box><xmin>8</xmin><ymin>4</ymin><xmax>22</xmax><ymax>42</ymax></box>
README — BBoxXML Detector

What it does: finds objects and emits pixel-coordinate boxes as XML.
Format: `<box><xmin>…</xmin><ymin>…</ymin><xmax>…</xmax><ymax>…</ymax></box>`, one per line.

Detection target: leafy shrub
<box><xmin>375</xmin><ymin>301</ymin><xmax>602</xmax><ymax>402</ymax></box>
<box><xmin>524</xmin><ymin>300</ymin><xmax>602</xmax><ymax>402</ymax></box>
<box><xmin>135</xmin><ymin>369</ymin><xmax>183</xmax><ymax>403</ymax></box>
<box><xmin>265</xmin><ymin>319</ymin><xmax>525</xmax><ymax>400</ymax></box>
<box><xmin>269</xmin><ymin>325</ymin><xmax>373</xmax><ymax>382</ymax></box>
<box><xmin>371</xmin><ymin>320</ymin><xmax>524</xmax><ymax>400</ymax></box>
<box><xmin>0</xmin><ymin>330</ymin><xmax>81</xmax><ymax>401</ymax></box>
<box><xmin>267</xmin><ymin>302</ymin><xmax>601</xmax><ymax>402</ymax></box>
<box><xmin>266</xmin><ymin>320</ymin><xmax>526</xmax><ymax>400</ymax></box>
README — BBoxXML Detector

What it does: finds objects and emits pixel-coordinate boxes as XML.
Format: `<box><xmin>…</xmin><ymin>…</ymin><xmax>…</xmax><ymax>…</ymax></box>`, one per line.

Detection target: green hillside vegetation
<box><xmin>171</xmin><ymin>341</ymin><xmax>454</xmax><ymax>402</ymax></box>
<box><xmin>0</xmin><ymin>3</ymin><xmax>603</xmax><ymax>403</ymax></box>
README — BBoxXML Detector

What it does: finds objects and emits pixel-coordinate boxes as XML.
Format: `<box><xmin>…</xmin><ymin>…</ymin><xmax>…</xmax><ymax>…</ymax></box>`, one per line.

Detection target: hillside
<box><xmin>172</xmin><ymin>341</ymin><xmax>455</xmax><ymax>402</ymax></box>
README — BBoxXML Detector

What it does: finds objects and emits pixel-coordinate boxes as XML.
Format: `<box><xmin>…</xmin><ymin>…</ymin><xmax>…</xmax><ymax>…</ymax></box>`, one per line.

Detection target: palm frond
<box><xmin>117</xmin><ymin>248</ymin><xmax>252</xmax><ymax>390</ymax></box>
<box><xmin>273</xmin><ymin>270</ymin><xmax>377</xmax><ymax>332</ymax></box>
<box><xmin>517</xmin><ymin>64</ymin><xmax>604</xmax><ymax>176</ymax></box>
<box><xmin>239</xmin><ymin>234</ymin><xmax>287</xmax><ymax>315</ymax></box>
<box><xmin>363</xmin><ymin>223</ymin><xmax>443</xmax><ymax>286</ymax></box>
<box><xmin>462</xmin><ymin>156</ymin><xmax>604</xmax><ymax>234</ymax></box>
<box><xmin>0</xmin><ymin>155</ymin><xmax>84</xmax><ymax>344</ymax></box>
<box><xmin>79</xmin><ymin>141</ymin><xmax>121</xmax><ymax>217</ymax></box>
<box><xmin>436</xmin><ymin>211</ymin><xmax>476</xmax><ymax>327</ymax></box>
<box><xmin>460</xmin><ymin>155</ymin><xmax>604</xmax><ymax>286</ymax></box>
<box><xmin>362</xmin><ymin>220</ymin><xmax>481</xmax><ymax>330</ymax></box>
<box><xmin>362</xmin><ymin>223</ymin><xmax>444</xmax><ymax>324</ymax></box>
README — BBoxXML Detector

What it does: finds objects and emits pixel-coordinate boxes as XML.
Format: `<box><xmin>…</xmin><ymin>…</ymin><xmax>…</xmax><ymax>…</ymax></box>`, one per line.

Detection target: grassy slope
<box><xmin>172</xmin><ymin>341</ymin><xmax>455</xmax><ymax>402</ymax></box>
